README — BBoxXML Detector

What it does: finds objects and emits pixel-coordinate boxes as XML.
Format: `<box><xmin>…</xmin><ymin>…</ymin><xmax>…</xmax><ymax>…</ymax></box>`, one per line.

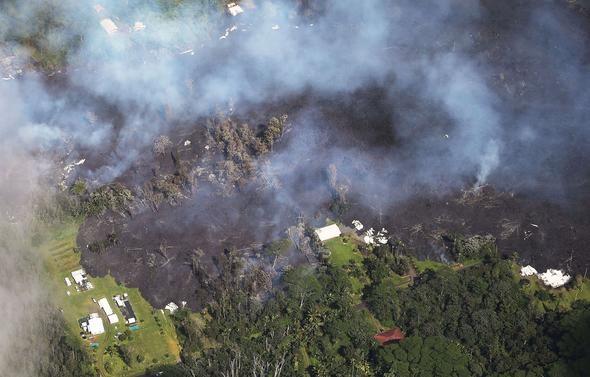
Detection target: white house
<box><xmin>227</xmin><ymin>3</ymin><xmax>244</xmax><ymax>16</ymax></box>
<box><xmin>86</xmin><ymin>313</ymin><xmax>105</xmax><ymax>335</ymax></box>
<box><xmin>71</xmin><ymin>269</ymin><xmax>86</xmax><ymax>285</ymax></box>
<box><xmin>315</xmin><ymin>224</ymin><xmax>341</xmax><ymax>242</ymax></box>
<box><xmin>98</xmin><ymin>297</ymin><xmax>114</xmax><ymax>316</ymax></box>
<box><xmin>113</xmin><ymin>295</ymin><xmax>125</xmax><ymax>307</ymax></box>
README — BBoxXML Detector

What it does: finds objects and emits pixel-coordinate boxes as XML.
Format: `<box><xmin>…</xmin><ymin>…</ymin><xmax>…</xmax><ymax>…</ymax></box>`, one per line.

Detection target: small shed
<box><xmin>315</xmin><ymin>224</ymin><xmax>341</xmax><ymax>242</ymax></box>
<box><xmin>374</xmin><ymin>328</ymin><xmax>405</xmax><ymax>345</ymax></box>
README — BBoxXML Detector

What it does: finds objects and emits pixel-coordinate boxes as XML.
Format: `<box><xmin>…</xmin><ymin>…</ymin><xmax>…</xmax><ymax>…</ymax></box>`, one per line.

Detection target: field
<box><xmin>39</xmin><ymin>221</ymin><xmax>181</xmax><ymax>377</ymax></box>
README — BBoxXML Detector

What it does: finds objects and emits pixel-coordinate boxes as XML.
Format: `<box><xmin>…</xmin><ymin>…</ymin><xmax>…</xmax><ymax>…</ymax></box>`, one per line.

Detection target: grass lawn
<box><xmin>411</xmin><ymin>258</ymin><xmax>448</xmax><ymax>274</ymax></box>
<box><xmin>325</xmin><ymin>236</ymin><xmax>362</xmax><ymax>268</ymax></box>
<box><xmin>389</xmin><ymin>273</ymin><xmax>412</xmax><ymax>288</ymax></box>
<box><xmin>39</xmin><ymin>221</ymin><xmax>180</xmax><ymax>377</ymax></box>
<box><xmin>411</xmin><ymin>257</ymin><xmax>482</xmax><ymax>274</ymax></box>
<box><xmin>325</xmin><ymin>236</ymin><xmax>367</xmax><ymax>297</ymax></box>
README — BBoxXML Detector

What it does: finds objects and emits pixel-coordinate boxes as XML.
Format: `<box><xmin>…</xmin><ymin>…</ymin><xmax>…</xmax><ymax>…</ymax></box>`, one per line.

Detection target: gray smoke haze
<box><xmin>0</xmin><ymin>0</ymin><xmax>589</xmax><ymax>371</ymax></box>
<box><xmin>0</xmin><ymin>82</ymin><xmax>53</xmax><ymax>376</ymax></box>
<box><xmin>0</xmin><ymin>0</ymin><xmax>583</xmax><ymax>203</ymax></box>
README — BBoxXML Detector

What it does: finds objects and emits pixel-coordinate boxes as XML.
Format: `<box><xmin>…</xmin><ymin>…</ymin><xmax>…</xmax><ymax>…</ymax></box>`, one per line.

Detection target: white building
<box><xmin>98</xmin><ymin>297</ymin><xmax>114</xmax><ymax>316</ymax></box>
<box><xmin>315</xmin><ymin>224</ymin><xmax>341</xmax><ymax>242</ymax></box>
<box><xmin>84</xmin><ymin>313</ymin><xmax>105</xmax><ymax>335</ymax></box>
<box><xmin>100</xmin><ymin>18</ymin><xmax>118</xmax><ymax>35</ymax></box>
<box><xmin>64</xmin><ymin>277</ymin><xmax>72</xmax><ymax>287</ymax></box>
<box><xmin>227</xmin><ymin>3</ymin><xmax>244</xmax><ymax>16</ymax></box>
<box><xmin>107</xmin><ymin>313</ymin><xmax>119</xmax><ymax>324</ymax></box>
<box><xmin>71</xmin><ymin>269</ymin><xmax>86</xmax><ymax>285</ymax></box>
<box><xmin>113</xmin><ymin>295</ymin><xmax>125</xmax><ymax>307</ymax></box>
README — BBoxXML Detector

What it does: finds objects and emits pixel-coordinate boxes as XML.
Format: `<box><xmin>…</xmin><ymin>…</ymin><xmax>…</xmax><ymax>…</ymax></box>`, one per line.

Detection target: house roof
<box><xmin>315</xmin><ymin>224</ymin><xmax>341</xmax><ymax>241</ymax></box>
<box><xmin>98</xmin><ymin>297</ymin><xmax>114</xmax><ymax>316</ymax></box>
<box><xmin>87</xmin><ymin>315</ymin><xmax>105</xmax><ymax>335</ymax></box>
<box><xmin>71</xmin><ymin>269</ymin><xmax>86</xmax><ymax>284</ymax></box>
<box><xmin>107</xmin><ymin>313</ymin><xmax>119</xmax><ymax>324</ymax></box>
<box><xmin>374</xmin><ymin>328</ymin><xmax>405</xmax><ymax>345</ymax></box>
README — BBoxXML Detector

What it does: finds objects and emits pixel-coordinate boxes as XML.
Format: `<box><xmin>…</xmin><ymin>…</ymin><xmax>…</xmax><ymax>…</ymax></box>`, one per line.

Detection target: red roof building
<box><xmin>374</xmin><ymin>328</ymin><xmax>405</xmax><ymax>345</ymax></box>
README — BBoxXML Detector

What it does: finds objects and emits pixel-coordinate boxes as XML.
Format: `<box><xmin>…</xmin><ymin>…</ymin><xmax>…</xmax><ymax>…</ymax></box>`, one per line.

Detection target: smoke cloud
<box><xmin>0</xmin><ymin>0</ymin><xmax>590</xmax><ymax>368</ymax></box>
<box><xmin>0</xmin><ymin>82</ymin><xmax>53</xmax><ymax>377</ymax></box>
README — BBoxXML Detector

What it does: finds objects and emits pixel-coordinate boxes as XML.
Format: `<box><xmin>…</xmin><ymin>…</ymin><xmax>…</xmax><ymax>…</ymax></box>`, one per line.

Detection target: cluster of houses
<box><xmin>78</xmin><ymin>292</ymin><xmax>139</xmax><ymax>337</ymax></box>
<box><xmin>313</xmin><ymin>220</ymin><xmax>391</xmax><ymax>246</ymax></box>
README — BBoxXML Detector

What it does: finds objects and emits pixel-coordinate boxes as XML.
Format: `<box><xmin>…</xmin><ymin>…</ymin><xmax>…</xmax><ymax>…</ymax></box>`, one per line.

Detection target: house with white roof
<box><xmin>315</xmin><ymin>224</ymin><xmax>341</xmax><ymax>242</ymax></box>
<box><xmin>81</xmin><ymin>313</ymin><xmax>105</xmax><ymax>335</ymax></box>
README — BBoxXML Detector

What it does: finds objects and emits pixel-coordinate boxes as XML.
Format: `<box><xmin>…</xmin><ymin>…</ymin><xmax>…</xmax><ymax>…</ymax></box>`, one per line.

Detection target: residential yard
<box><xmin>39</xmin><ymin>221</ymin><xmax>181</xmax><ymax>377</ymax></box>
<box><xmin>325</xmin><ymin>236</ymin><xmax>362</xmax><ymax>267</ymax></box>
<box><xmin>325</xmin><ymin>235</ymin><xmax>366</xmax><ymax>295</ymax></box>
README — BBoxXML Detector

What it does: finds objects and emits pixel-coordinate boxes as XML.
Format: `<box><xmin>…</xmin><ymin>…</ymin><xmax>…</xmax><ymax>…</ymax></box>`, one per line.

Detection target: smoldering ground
<box><xmin>2</xmin><ymin>0</ymin><xmax>590</xmax><ymax>308</ymax></box>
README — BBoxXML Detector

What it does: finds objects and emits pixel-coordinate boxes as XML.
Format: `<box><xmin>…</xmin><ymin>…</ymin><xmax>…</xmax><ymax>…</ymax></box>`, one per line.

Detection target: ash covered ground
<box><xmin>12</xmin><ymin>0</ymin><xmax>588</xmax><ymax>309</ymax></box>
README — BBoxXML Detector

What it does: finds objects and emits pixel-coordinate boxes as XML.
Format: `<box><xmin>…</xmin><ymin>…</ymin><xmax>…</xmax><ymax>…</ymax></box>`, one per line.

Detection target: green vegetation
<box><xmin>325</xmin><ymin>236</ymin><xmax>362</xmax><ymax>267</ymax></box>
<box><xmin>144</xmin><ymin>231</ymin><xmax>590</xmax><ymax>377</ymax></box>
<box><xmin>39</xmin><ymin>221</ymin><xmax>180</xmax><ymax>377</ymax></box>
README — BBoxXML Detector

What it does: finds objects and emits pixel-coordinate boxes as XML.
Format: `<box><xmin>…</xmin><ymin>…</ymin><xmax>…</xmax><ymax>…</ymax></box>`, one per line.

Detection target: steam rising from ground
<box><xmin>0</xmin><ymin>0</ymin><xmax>585</xmax><ymax>202</ymax></box>
<box><xmin>0</xmin><ymin>0</ymin><xmax>589</xmax><ymax>370</ymax></box>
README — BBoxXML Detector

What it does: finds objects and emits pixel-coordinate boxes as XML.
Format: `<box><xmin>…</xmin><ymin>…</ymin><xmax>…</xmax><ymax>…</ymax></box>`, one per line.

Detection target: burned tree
<box><xmin>326</xmin><ymin>163</ymin><xmax>350</xmax><ymax>218</ymax></box>
<box><xmin>153</xmin><ymin>135</ymin><xmax>173</xmax><ymax>156</ymax></box>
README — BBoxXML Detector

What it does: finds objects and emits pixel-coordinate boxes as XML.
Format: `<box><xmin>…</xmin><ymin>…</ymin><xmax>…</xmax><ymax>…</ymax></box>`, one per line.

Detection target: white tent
<box><xmin>64</xmin><ymin>277</ymin><xmax>72</xmax><ymax>287</ymax></box>
<box><xmin>315</xmin><ymin>224</ymin><xmax>341</xmax><ymax>242</ymax></box>
<box><xmin>98</xmin><ymin>297</ymin><xmax>114</xmax><ymax>316</ymax></box>
<box><xmin>107</xmin><ymin>314</ymin><xmax>119</xmax><ymax>324</ymax></box>
<box><xmin>87</xmin><ymin>315</ymin><xmax>105</xmax><ymax>335</ymax></box>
